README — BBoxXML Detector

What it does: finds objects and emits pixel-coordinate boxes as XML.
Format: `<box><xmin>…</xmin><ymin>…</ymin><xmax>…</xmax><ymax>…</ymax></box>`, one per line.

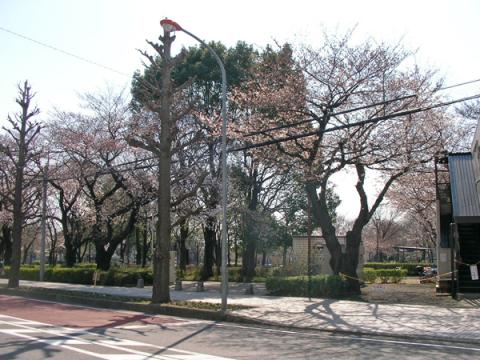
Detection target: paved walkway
<box><xmin>2</xmin><ymin>279</ymin><xmax>480</xmax><ymax>343</ymax></box>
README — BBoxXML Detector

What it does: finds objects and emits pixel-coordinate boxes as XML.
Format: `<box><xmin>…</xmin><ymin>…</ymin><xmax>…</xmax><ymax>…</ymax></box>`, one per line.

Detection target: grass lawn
<box><xmin>360</xmin><ymin>277</ymin><xmax>480</xmax><ymax>308</ymax></box>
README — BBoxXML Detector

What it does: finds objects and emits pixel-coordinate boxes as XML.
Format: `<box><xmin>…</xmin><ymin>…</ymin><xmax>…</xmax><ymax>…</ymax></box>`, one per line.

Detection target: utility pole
<box><xmin>39</xmin><ymin>167</ymin><xmax>48</xmax><ymax>281</ymax></box>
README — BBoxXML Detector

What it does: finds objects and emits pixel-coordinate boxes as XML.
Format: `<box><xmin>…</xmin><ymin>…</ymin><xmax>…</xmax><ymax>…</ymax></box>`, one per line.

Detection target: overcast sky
<box><xmin>1</xmin><ymin>0</ymin><xmax>479</xmax><ymax>218</ymax></box>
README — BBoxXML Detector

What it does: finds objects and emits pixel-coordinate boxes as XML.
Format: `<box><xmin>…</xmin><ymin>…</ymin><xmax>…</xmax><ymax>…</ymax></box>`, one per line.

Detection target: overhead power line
<box><xmin>0</xmin><ymin>25</ymin><xmax>130</xmax><ymax>77</ymax></box>
<box><xmin>244</xmin><ymin>93</ymin><xmax>417</xmax><ymax>138</ymax></box>
<box><xmin>229</xmin><ymin>93</ymin><xmax>480</xmax><ymax>153</ymax></box>
<box><xmin>243</xmin><ymin>77</ymin><xmax>480</xmax><ymax>138</ymax></box>
<box><xmin>45</xmin><ymin>157</ymin><xmax>157</xmax><ymax>182</ymax></box>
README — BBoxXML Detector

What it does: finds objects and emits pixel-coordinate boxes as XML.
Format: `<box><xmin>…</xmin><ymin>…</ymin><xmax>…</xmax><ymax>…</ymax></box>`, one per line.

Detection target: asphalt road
<box><xmin>0</xmin><ymin>294</ymin><xmax>479</xmax><ymax>360</ymax></box>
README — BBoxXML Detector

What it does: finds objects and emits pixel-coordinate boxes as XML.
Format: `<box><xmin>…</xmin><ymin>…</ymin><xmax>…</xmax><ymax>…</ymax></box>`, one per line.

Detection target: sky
<box><xmin>1</xmin><ymin>0</ymin><xmax>479</xmax><ymax>219</ymax></box>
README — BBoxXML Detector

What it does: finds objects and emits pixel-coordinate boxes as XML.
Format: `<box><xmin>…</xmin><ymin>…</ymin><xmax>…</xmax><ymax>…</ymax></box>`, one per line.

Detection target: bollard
<box><xmin>136</xmin><ymin>278</ymin><xmax>144</xmax><ymax>288</ymax></box>
<box><xmin>175</xmin><ymin>279</ymin><xmax>183</xmax><ymax>291</ymax></box>
<box><xmin>196</xmin><ymin>281</ymin><xmax>205</xmax><ymax>292</ymax></box>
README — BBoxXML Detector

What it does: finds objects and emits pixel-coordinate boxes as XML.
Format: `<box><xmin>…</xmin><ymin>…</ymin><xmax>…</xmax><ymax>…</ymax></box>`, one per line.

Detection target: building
<box><xmin>292</xmin><ymin>233</ymin><xmax>364</xmax><ymax>276</ymax></box>
<box><xmin>435</xmin><ymin>121</ymin><xmax>480</xmax><ymax>294</ymax></box>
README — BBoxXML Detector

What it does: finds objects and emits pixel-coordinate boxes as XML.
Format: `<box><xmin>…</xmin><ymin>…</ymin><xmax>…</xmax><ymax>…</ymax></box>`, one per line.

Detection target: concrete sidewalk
<box><xmin>2</xmin><ymin>278</ymin><xmax>480</xmax><ymax>343</ymax></box>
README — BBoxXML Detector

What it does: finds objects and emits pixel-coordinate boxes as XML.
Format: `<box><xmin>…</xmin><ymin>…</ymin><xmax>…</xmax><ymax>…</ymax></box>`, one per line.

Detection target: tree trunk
<box><xmin>178</xmin><ymin>220</ymin><xmax>188</xmax><ymax>272</ymax></box>
<box><xmin>305</xmin><ymin>182</ymin><xmax>356</xmax><ymax>291</ymax></box>
<box><xmin>201</xmin><ymin>217</ymin><xmax>216</xmax><ymax>280</ymax></box>
<box><xmin>340</xmin><ymin>231</ymin><xmax>361</xmax><ymax>294</ymax></box>
<box><xmin>214</xmin><ymin>231</ymin><xmax>221</xmax><ymax>276</ymax></box>
<box><xmin>241</xmin><ymin>168</ymin><xmax>261</xmax><ymax>281</ymax></box>
<box><xmin>8</xmin><ymin>126</ymin><xmax>26</xmax><ymax>288</ymax></box>
<box><xmin>7</xmin><ymin>82</ymin><xmax>40</xmax><ymax>288</ymax></box>
<box><xmin>95</xmin><ymin>242</ymin><xmax>115</xmax><ymax>271</ymax></box>
<box><xmin>261</xmin><ymin>250</ymin><xmax>266</xmax><ymax>266</ymax></box>
<box><xmin>22</xmin><ymin>239</ymin><xmax>34</xmax><ymax>265</ymax></box>
<box><xmin>135</xmin><ymin>226</ymin><xmax>142</xmax><ymax>265</ymax></box>
<box><xmin>64</xmin><ymin>233</ymin><xmax>76</xmax><ymax>267</ymax></box>
<box><xmin>242</xmin><ymin>232</ymin><xmax>256</xmax><ymax>281</ymax></box>
<box><xmin>234</xmin><ymin>235</ymin><xmax>238</xmax><ymax>266</ymax></box>
<box><xmin>142</xmin><ymin>225</ymin><xmax>148</xmax><ymax>267</ymax></box>
<box><xmin>152</xmin><ymin>153</ymin><xmax>172</xmax><ymax>302</ymax></box>
<box><xmin>149</xmin><ymin>30</ymin><xmax>176</xmax><ymax>304</ymax></box>
<box><xmin>1</xmin><ymin>226</ymin><xmax>12</xmax><ymax>265</ymax></box>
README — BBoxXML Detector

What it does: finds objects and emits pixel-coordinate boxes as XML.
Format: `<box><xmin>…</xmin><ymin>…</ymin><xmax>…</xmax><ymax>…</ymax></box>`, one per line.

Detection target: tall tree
<box><xmin>128</xmin><ymin>29</ymin><xmax>197</xmax><ymax>303</ymax></box>
<box><xmin>232</xmin><ymin>33</ymin><xmax>447</xmax><ymax>293</ymax></box>
<box><xmin>0</xmin><ymin>82</ymin><xmax>41</xmax><ymax>288</ymax></box>
<box><xmin>131</xmin><ymin>40</ymin><xmax>256</xmax><ymax>285</ymax></box>
<box><xmin>50</xmin><ymin>89</ymin><xmax>150</xmax><ymax>270</ymax></box>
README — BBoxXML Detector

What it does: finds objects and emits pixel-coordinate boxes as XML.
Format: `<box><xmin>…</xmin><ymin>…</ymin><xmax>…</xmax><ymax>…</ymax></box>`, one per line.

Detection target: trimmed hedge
<box><xmin>265</xmin><ymin>275</ymin><xmax>349</xmax><ymax>298</ymax></box>
<box><xmin>180</xmin><ymin>265</ymin><xmax>268</xmax><ymax>282</ymax></box>
<box><xmin>364</xmin><ymin>262</ymin><xmax>433</xmax><ymax>276</ymax></box>
<box><xmin>362</xmin><ymin>268</ymin><xmax>407</xmax><ymax>283</ymax></box>
<box><xmin>3</xmin><ymin>264</ymin><xmax>270</xmax><ymax>286</ymax></box>
<box><xmin>2</xmin><ymin>266</ymin><xmax>153</xmax><ymax>287</ymax></box>
<box><xmin>362</xmin><ymin>268</ymin><xmax>378</xmax><ymax>283</ymax></box>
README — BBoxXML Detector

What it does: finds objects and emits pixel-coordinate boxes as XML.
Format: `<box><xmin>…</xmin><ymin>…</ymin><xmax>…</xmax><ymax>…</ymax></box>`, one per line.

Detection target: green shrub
<box><xmin>102</xmin><ymin>268</ymin><xmax>152</xmax><ymax>286</ymax></box>
<box><xmin>73</xmin><ymin>263</ymin><xmax>97</xmax><ymax>269</ymax></box>
<box><xmin>265</xmin><ymin>275</ymin><xmax>349</xmax><ymax>298</ymax></box>
<box><xmin>271</xmin><ymin>264</ymin><xmax>302</xmax><ymax>277</ymax></box>
<box><xmin>255</xmin><ymin>266</ymin><xmax>273</xmax><ymax>278</ymax></box>
<box><xmin>181</xmin><ymin>265</ymin><xmax>265</xmax><ymax>282</ymax></box>
<box><xmin>3</xmin><ymin>265</ymin><xmax>153</xmax><ymax>286</ymax></box>
<box><xmin>362</xmin><ymin>268</ymin><xmax>378</xmax><ymax>283</ymax></box>
<box><xmin>46</xmin><ymin>267</ymin><xmax>96</xmax><ymax>284</ymax></box>
<box><xmin>226</xmin><ymin>267</ymin><xmax>242</xmax><ymax>282</ymax></box>
<box><xmin>364</xmin><ymin>262</ymin><xmax>433</xmax><ymax>276</ymax></box>
<box><xmin>374</xmin><ymin>269</ymin><xmax>407</xmax><ymax>283</ymax></box>
<box><xmin>182</xmin><ymin>265</ymin><xmax>202</xmax><ymax>281</ymax></box>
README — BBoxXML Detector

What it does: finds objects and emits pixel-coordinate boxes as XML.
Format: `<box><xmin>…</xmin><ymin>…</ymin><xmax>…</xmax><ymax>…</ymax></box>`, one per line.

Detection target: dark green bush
<box><xmin>364</xmin><ymin>262</ymin><xmax>433</xmax><ymax>276</ymax></box>
<box><xmin>2</xmin><ymin>265</ymin><xmax>152</xmax><ymax>286</ymax></box>
<box><xmin>265</xmin><ymin>275</ymin><xmax>349</xmax><ymax>298</ymax></box>
<box><xmin>362</xmin><ymin>268</ymin><xmax>407</xmax><ymax>283</ymax></box>
<box><xmin>102</xmin><ymin>268</ymin><xmax>152</xmax><ymax>286</ymax></box>
<box><xmin>375</xmin><ymin>268</ymin><xmax>407</xmax><ymax>283</ymax></box>
<box><xmin>228</xmin><ymin>266</ymin><xmax>243</xmax><ymax>282</ymax></box>
<box><xmin>182</xmin><ymin>265</ymin><xmax>202</xmax><ymax>281</ymax></box>
<box><xmin>46</xmin><ymin>267</ymin><xmax>95</xmax><ymax>284</ymax></box>
<box><xmin>181</xmin><ymin>265</ymin><xmax>263</xmax><ymax>282</ymax></box>
<box><xmin>73</xmin><ymin>263</ymin><xmax>97</xmax><ymax>269</ymax></box>
<box><xmin>362</xmin><ymin>268</ymin><xmax>378</xmax><ymax>283</ymax></box>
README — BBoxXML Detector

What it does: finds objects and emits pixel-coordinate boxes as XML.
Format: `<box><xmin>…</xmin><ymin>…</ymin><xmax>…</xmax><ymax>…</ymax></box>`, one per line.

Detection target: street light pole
<box><xmin>160</xmin><ymin>19</ymin><xmax>229</xmax><ymax>313</ymax></box>
<box><xmin>39</xmin><ymin>167</ymin><xmax>48</xmax><ymax>282</ymax></box>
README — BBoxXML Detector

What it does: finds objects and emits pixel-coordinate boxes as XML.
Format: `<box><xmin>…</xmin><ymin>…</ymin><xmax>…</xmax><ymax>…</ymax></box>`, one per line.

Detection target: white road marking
<box><xmin>0</xmin><ymin>313</ymin><xmax>235</xmax><ymax>360</ymax></box>
<box><xmin>215</xmin><ymin>323</ymin><xmax>480</xmax><ymax>352</ymax></box>
<box><xmin>42</xmin><ymin>339</ymin><xmax>90</xmax><ymax>345</ymax></box>
<box><xmin>100</xmin><ymin>355</ymin><xmax>151</xmax><ymax>360</ymax></box>
<box><xmin>0</xmin><ymin>328</ymin><xmax>41</xmax><ymax>333</ymax></box>
<box><xmin>99</xmin><ymin>339</ymin><xmax>147</xmax><ymax>346</ymax></box>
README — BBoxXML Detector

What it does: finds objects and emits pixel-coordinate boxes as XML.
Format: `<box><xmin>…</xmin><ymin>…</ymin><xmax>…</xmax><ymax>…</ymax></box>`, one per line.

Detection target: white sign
<box><xmin>470</xmin><ymin>265</ymin><xmax>479</xmax><ymax>281</ymax></box>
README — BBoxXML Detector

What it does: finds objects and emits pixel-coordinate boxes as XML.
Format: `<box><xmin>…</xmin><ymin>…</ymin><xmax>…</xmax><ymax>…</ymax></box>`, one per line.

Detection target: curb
<box><xmin>227</xmin><ymin>314</ymin><xmax>480</xmax><ymax>347</ymax></box>
<box><xmin>0</xmin><ymin>287</ymin><xmax>227</xmax><ymax>322</ymax></box>
<box><xmin>0</xmin><ymin>286</ymin><xmax>263</xmax><ymax>327</ymax></box>
<box><xmin>1</xmin><ymin>286</ymin><xmax>479</xmax><ymax>347</ymax></box>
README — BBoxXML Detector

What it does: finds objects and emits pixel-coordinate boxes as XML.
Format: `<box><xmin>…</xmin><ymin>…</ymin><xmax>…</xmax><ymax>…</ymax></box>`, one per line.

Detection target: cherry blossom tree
<box><xmin>50</xmin><ymin>89</ymin><xmax>152</xmax><ymax>270</ymax></box>
<box><xmin>231</xmin><ymin>34</ymin><xmax>448</xmax><ymax>293</ymax></box>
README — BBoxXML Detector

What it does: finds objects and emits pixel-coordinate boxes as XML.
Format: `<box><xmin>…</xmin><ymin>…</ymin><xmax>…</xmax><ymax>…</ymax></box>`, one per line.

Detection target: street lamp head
<box><xmin>160</xmin><ymin>19</ymin><xmax>182</xmax><ymax>33</ymax></box>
